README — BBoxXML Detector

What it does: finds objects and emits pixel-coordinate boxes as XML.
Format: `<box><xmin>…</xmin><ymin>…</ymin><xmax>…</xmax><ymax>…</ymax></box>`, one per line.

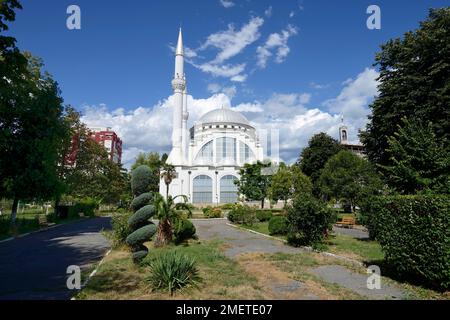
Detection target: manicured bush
<box><xmin>145</xmin><ymin>251</ymin><xmax>200</xmax><ymax>295</ymax></box>
<box><xmin>268</xmin><ymin>216</ymin><xmax>287</xmax><ymax>235</ymax></box>
<box><xmin>256</xmin><ymin>210</ymin><xmax>273</xmax><ymax>222</ymax></box>
<box><xmin>131</xmin><ymin>165</ymin><xmax>153</xmax><ymax>196</ymax></box>
<box><xmin>69</xmin><ymin>198</ymin><xmax>99</xmax><ymax>218</ymax></box>
<box><xmin>128</xmin><ymin>205</ymin><xmax>156</xmax><ymax>229</ymax></box>
<box><xmin>126</xmin><ymin>224</ymin><xmax>157</xmax><ymax>248</ymax></box>
<box><xmin>202</xmin><ymin>206</ymin><xmax>223</xmax><ymax>218</ymax></box>
<box><xmin>130</xmin><ymin>192</ymin><xmax>153</xmax><ymax>212</ymax></box>
<box><xmin>220</xmin><ymin>203</ymin><xmax>235</xmax><ymax>210</ymax></box>
<box><xmin>111</xmin><ymin>211</ymin><xmax>133</xmax><ymax>248</ymax></box>
<box><xmin>286</xmin><ymin>194</ymin><xmax>334</xmax><ymax>247</ymax></box>
<box><xmin>227</xmin><ymin>204</ymin><xmax>257</xmax><ymax>226</ymax></box>
<box><xmin>173</xmin><ymin>218</ymin><xmax>196</xmax><ymax>244</ymax></box>
<box><xmin>364</xmin><ymin>195</ymin><xmax>450</xmax><ymax>290</ymax></box>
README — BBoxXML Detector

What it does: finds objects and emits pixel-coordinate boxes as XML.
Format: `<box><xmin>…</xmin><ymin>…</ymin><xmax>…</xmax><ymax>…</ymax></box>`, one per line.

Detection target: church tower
<box><xmin>339</xmin><ymin>115</ymin><xmax>348</xmax><ymax>144</ymax></box>
<box><xmin>168</xmin><ymin>28</ymin><xmax>187</xmax><ymax>165</ymax></box>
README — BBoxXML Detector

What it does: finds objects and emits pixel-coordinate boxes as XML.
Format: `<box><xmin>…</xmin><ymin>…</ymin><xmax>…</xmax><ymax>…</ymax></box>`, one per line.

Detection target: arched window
<box><xmin>216</xmin><ymin>137</ymin><xmax>236</xmax><ymax>163</ymax></box>
<box><xmin>239</xmin><ymin>141</ymin><xmax>255</xmax><ymax>164</ymax></box>
<box><xmin>193</xmin><ymin>175</ymin><xmax>213</xmax><ymax>204</ymax></box>
<box><xmin>195</xmin><ymin>140</ymin><xmax>214</xmax><ymax>163</ymax></box>
<box><xmin>220</xmin><ymin>175</ymin><xmax>238</xmax><ymax>203</ymax></box>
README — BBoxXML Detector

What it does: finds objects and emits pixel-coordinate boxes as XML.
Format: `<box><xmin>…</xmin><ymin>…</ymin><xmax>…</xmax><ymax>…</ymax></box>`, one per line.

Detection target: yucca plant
<box><xmin>146</xmin><ymin>251</ymin><xmax>200</xmax><ymax>295</ymax></box>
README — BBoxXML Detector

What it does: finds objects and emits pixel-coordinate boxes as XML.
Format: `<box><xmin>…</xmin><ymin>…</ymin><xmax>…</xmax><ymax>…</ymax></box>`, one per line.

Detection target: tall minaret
<box><xmin>182</xmin><ymin>84</ymin><xmax>189</xmax><ymax>161</ymax></box>
<box><xmin>168</xmin><ymin>28</ymin><xmax>186</xmax><ymax>165</ymax></box>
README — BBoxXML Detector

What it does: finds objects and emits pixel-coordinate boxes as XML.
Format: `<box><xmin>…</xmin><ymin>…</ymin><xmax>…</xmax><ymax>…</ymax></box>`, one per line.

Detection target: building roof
<box><xmin>198</xmin><ymin>107</ymin><xmax>250</xmax><ymax>126</ymax></box>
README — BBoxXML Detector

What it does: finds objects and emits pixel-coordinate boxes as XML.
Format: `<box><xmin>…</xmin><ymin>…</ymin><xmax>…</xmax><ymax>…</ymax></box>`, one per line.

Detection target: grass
<box><xmin>76</xmin><ymin>240</ymin><xmax>265</xmax><ymax>300</ymax></box>
<box><xmin>324</xmin><ymin>234</ymin><xmax>384</xmax><ymax>263</ymax></box>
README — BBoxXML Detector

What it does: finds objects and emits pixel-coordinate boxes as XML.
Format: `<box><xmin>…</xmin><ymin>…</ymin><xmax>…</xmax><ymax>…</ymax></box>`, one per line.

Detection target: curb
<box><xmin>71</xmin><ymin>248</ymin><xmax>112</xmax><ymax>300</ymax></box>
<box><xmin>226</xmin><ymin>222</ymin><xmax>363</xmax><ymax>267</ymax></box>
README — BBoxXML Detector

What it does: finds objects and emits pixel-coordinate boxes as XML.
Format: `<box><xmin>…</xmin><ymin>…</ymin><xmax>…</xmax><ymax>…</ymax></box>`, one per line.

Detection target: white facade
<box><xmin>160</xmin><ymin>29</ymin><xmax>264</xmax><ymax>204</ymax></box>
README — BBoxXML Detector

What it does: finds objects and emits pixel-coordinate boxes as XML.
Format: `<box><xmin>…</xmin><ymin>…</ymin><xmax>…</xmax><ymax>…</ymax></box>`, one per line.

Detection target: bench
<box><xmin>36</xmin><ymin>215</ymin><xmax>55</xmax><ymax>228</ymax></box>
<box><xmin>336</xmin><ymin>216</ymin><xmax>356</xmax><ymax>229</ymax></box>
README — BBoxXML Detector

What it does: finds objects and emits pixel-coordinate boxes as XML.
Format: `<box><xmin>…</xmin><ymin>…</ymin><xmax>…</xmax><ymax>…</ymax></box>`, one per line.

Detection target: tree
<box><xmin>160</xmin><ymin>163</ymin><xmax>176</xmax><ymax>199</ymax></box>
<box><xmin>1</xmin><ymin>53</ymin><xmax>68</xmax><ymax>223</ymax></box>
<box><xmin>268</xmin><ymin>163</ymin><xmax>293</xmax><ymax>206</ymax></box>
<box><xmin>361</xmin><ymin>8</ymin><xmax>450</xmax><ymax>167</ymax></box>
<box><xmin>131</xmin><ymin>152</ymin><xmax>162</xmax><ymax>192</ymax></box>
<box><xmin>235</xmin><ymin>161</ymin><xmax>272</xmax><ymax>208</ymax></box>
<box><xmin>153</xmin><ymin>193</ymin><xmax>191</xmax><ymax>247</ymax></box>
<box><xmin>298</xmin><ymin>133</ymin><xmax>343</xmax><ymax>187</ymax></box>
<box><xmin>291</xmin><ymin>165</ymin><xmax>313</xmax><ymax>197</ymax></box>
<box><xmin>380</xmin><ymin>118</ymin><xmax>450</xmax><ymax>194</ymax></box>
<box><xmin>318</xmin><ymin>150</ymin><xmax>383</xmax><ymax>211</ymax></box>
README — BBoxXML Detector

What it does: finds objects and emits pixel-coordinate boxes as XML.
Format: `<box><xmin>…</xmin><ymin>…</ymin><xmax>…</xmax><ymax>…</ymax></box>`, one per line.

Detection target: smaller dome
<box><xmin>199</xmin><ymin>107</ymin><xmax>250</xmax><ymax>126</ymax></box>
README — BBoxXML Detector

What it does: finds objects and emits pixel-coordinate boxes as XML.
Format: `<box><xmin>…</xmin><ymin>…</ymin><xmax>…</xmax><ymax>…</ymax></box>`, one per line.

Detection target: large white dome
<box><xmin>198</xmin><ymin>107</ymin><xmax>250</xmax><ymax>126</ymax></box>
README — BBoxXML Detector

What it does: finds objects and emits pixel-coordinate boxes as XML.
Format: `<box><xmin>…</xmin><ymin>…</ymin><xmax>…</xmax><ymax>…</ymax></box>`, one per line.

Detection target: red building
<box><xmin>89</xmin><ymin>127</ymin><xmax>123</xmax><ymax>164</ymax></box>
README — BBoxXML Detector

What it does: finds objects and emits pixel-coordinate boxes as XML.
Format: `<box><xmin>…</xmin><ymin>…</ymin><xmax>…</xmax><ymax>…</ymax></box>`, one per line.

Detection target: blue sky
<box><xmin>6</xmin><ymin>0</ymin><xmax>449</xmax><ymax>167</ymax></box>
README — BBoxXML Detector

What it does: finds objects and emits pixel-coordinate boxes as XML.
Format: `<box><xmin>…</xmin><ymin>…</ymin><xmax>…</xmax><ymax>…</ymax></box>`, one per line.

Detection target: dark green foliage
<box><xmin>286</xmin><ymin>194</ymin><xmax>334</xmax><ymax>247</ymax></box>
<box><xmin>145</xmin><ymin>251</ymin><xmax>200</xmax><ymax>295</ymax></box>
<box><xmin>379</xmin><ymin>118</ymin><xmax>450</xmax><ymax>194</ymax></box>
<box><xmin>363</xmin><ymin>195</ymin><xmax>450</xmax><ymax>290</ymax></box>
<box><xmin>235</xmin><ymin>161</ymin><xmax>272</xmax><ymax>208</ymax></box>
<box><xmin>219</xmin><ymin>203</ymin><xmax>234</xmax><ymax>210</ymax></box>
<box><xmin>227</xmin><ymin>204</ymin><xmax>257</xmax><ymax>226</ymax></box>
<box><xmin>173</xmin><ymin>218</ymin><xmax>196</xmax><ymax>244</ymax></box>
<box><xmin>128</xmin><ymin>205</ymin><xmax>155</xmax><ymax>229</ymax></box>
<box><xmin>202</xmin><ymin>206</ymin><xmax>223</xmax><ymax>218</ymax></box>
<box><xmin>110</xmin><ymin>211</ymin><xmax>133</xmax><ymax>248</ymax></box>
<box><xmin>125</xmin><ymin>224</ymin><xmax>157</xmax><ymax>247</ymax></box>
<box><xmin>298</xmin><ymin>133</ymin><xmax>343</xmax><ymax>185</ymax></box>
<box><xmin>131</xmin><ymin>165</ymin><xmax>153</xmax><ymax>197</ymax></box>
<box><xmin>361</xmin><ymin>8</ymin><xmax>450</xmax><ymax>167</ymax></box>
<box><xmin>256</xmin><ymin>210</ymin><xmax>273</xmax><ymax>222</ymax></box>
<box><xmin>68</xmin><ymin>198</ymin><xmax>99</xmax><ymax>218</ymax></box>
<box><xmin>268</xmin><ymin>216</ymin><xmax>288</xmax><ymax>235</ymax></box>
<box><xmin>130</xmin><ymin>192</ymin><xmax>153</xmax><ymax>212</ymax></box>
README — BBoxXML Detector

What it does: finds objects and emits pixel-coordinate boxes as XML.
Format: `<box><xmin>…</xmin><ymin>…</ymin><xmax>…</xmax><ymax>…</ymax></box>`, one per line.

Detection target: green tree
<box><xmin>235</xmin><ymin>161</ymin><xmax>272</xmax><ymax>208</ymax></box>
<box><xmin>291</xmin><ymin>165</ymin><xmax>313</xmax><ymax>197</ymax></box>
<box><xmin>380</xmin><ymin>118</ymin><xmax>450</xmax><ymax>194</ymax></box>
<box><xmin>160</xmin><ymin>163</ymin><xmax>177</xmax><ymax>199</ymax></box>
<box><xmin>131</xmin><ymin>152</ymin><xmax>162</xmax><ymax>193</ymax></box>
<box><xmin>268</xmin><ymin>163</ymin><xmax>293</xmax><ymax>206</ymax></box>
<box><xmin>298</xmin><ymin>133</ymin><xmax>343</xmax><ymax>186</ymax></box>
<box><xmin>319</xmin><ymin>150</ymin><xmax>383</xmax><ymax>211</ymax></box>
<box><xmin>361</xmin><ymin>8</ymin><xmax>450</xmax><ymax>167</ymax></box>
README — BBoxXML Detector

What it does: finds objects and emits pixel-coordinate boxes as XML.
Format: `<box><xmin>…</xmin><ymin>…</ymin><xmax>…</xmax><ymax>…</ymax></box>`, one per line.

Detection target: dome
<box><xmin>198</xmin><ymin>107</ymin><xmax>250</xmax><ymax>126</ymax></box>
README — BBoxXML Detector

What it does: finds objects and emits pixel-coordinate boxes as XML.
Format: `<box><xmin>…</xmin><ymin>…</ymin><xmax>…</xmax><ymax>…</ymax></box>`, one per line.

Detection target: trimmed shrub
<box><xmin>256</xmin><ymin>210</ymin><xmax>273</xmax><ymax>222</ymax></box>
<box><xmin>131</xmin><ymin>165</ymin><xmax>153</xmax><ymax>196</ymax></box>
<box><xmin>202</xmin><ymin>206</ymin><xmax>223</xmax><ymax>218</ymax></box>
<box><xmin>173</xmin><ymin>218</ymin><xmax>196</xmax><ymax>244</ymax></box>
<box><xmin>111</xmin><ymin>211</ymin><xmax>133</xmax><ymax>248</ymax></box>
<box><xmin>227</xmin><ymin>204</ymin><xmax>257</xmax><ymax>226</ymax></box>
<box><xmin>286</xmin><ymin>194</ymin><xmax>334</xmax><ymax>247</ymax></box>
<box><xmin>69</xmin><ymin>198</ymin><xmax>99</xmax><ymax>218</ymax></box>
<box><xmin>145</xmin><ymin>251</ymin><xmax>200</xmax><ymax>295</ymax></box>
<box><xmin>130</xmin><ymin>193</ymin><xmax>153</xmax><ymax>212</ymax></box>
<box><xmin>126</xmin><ymin>224</ymin><xmax>157</xmax><ymax>248</ymax></box>
<box><xmin>268</xmin><ymin>216</ymin><xmax>287</xmax><ymax>235</ymax></box>
<box><xmin>220</xmin><ymin>203</ymin><xmax>235</xmax><ymax>210</ymax></box>
<box><xmin>365</xmin><ymin>195</ymin><xmax>450</xmax><ymax>290</ymax></box>
<box><xmin>128</xmin><ymin>205</ymin><xmax>156</xmax><ymax>229</ymax></box>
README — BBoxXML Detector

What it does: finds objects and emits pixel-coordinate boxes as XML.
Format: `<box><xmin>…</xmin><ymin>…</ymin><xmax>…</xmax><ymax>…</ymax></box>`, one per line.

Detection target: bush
<box><xmin>111</xmin><ymin>211</ymin><xmax>133</xmax><ymax>248</ymax></box>
<box><xmin>126</xmin><ymin>223</ymin><xmax>157</xmax><ymax>248</ymax></box>
<box><xmin>286</xmin><ymin>194</ymin><xmax>334</xmax><ymax>247</ymax></box>
<box><xmin>202</xmin><ymin>206</ymin><xmax>223</xmax><ymax>218</ymax></box>
<box><xmin>69</xmin><ymin>198</ymin><xmax>99</xmax><ymax>218</ymax></box>
<box><xmin>227</xmin><ymin>204</ymin><xmax>257</xmax><ymax>226</ymax></box>
<box><xmin>173</xmin><ymin>218</ymin><xmax>196</xmax><ymax>244</ymax></box>
<box><xmin>130</xmin><ymin>193</ymin><xmax>153</xmax><ymax>212</ymax></box>
<box><xmin>364</xmin><ymin>195</ymin><xmax>450</xmax><ymax>290</ymax></box>
<box><xmin>131</xmin><ymin>165</ymin><xmax>153</xmax><ymax>196</ymax></box>
<box><xmin>256</xmin><ymin>210</ymin><xmax>273</xmax><ymax>222</ymax></box>
<box><xmin>145</xmin><ymin>251</ymin><xmax>200</xmax><ymax>295</ymax></box>
<box><xmin>220</xmin><ymin>203</ymin><xmax>235</xmax><ymax>210</ymax></box>
<box><xmin>268</xmin><ymin>216</ymin><xmax>288</xmax><ymax>235</ymax></box>
<box><xmin>128</xmin><ymin>205</ymin><xmax>155</xmax><ymax>229</ymax></box>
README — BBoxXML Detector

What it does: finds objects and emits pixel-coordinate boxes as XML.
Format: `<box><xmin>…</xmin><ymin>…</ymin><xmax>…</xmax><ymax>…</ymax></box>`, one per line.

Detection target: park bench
<box><xmin>336</xmin><ymin>216</ymin><xmax>356</xmax><ymax>229</ymax></box>
<box><xmin>36</xmin><ymin>215</ymin><xmax>55</xmax><ymax>228</ymax></box>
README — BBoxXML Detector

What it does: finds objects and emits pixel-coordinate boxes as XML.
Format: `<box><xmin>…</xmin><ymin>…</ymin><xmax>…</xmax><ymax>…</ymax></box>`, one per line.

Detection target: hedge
<box><xmin>365</xmin><ymin>195</ymin><xmax>450</xmax><ymax>290</ymax></box>
<box><xmin>130</xmin><ymin>193</ymin><xmax>153</xmax><ymax>212</ymax></box>
<box><xmin>173</xmin><ymin>218</ymin><xmax>196</xmax><ymax>244</ymax></box>
<box><xmin>256</xmin><ymin>210</ymin><xmax>273</xmax><ymax>222</ymax></box>
<box><xmin>126</xmin><ymin>223</ymin><xmax>157</xmax><ymax>247</ymax></box>
<box><xmin>128</xmin><ymin>205</ymin><xmax>155</xmax><ymax>229</ymax></box>
<box><xmin>268</xmin><ymin>216</ymin><xmax>287</xmax><ymax>235</ymax></box>
<box><xmin>69</xmin><ymin>198</ymin><xmax>99</xmax><ymax>218</ymax></box>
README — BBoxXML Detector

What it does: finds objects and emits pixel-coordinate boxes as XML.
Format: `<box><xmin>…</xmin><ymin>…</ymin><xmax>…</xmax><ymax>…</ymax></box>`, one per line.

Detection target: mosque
<box><xmin>159</xmin><ymin>29</ymin><xmax>265</xmax><ymax>204</ymax></box>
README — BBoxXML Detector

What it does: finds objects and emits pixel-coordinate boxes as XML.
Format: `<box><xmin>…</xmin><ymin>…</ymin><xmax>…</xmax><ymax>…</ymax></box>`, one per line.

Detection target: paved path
<box><xmin>333</xmin><ymin>226</ymin><xmax>369</xmax><ymax>240</ymax></box>
<box><xmin>0</xmin><ymin>217</ymin><xmax>111</xmax><ymax>300</ymax></box>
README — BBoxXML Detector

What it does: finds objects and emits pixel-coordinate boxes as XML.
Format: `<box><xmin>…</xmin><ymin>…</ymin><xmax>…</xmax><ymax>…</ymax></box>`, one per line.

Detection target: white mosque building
<box><xmin>160</xmin><ymin>29</ymin><xmax>265</xmax><ymax>204</ymax></box>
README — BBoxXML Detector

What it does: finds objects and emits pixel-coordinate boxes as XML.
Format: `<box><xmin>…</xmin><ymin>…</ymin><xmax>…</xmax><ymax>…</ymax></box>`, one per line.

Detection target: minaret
<box><xmin>182</xmin><ymin>84</ymin><xmax>189</xmax><ymax>161</ymax></box>
<box><xmin>168</xmin><ymin>28</ymin><xmax>186</xmax><ymax>165</ymax></box>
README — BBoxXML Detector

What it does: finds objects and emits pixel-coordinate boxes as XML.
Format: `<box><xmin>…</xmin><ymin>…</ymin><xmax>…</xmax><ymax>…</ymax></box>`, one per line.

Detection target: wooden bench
<box><xmin>36</xmin><ymin>215</ymin><xmax>55</xmax><ymax>228</ymax></box>
<box><xmin>336</xmin><ymin>216</ymin><xmax>356</xmax><ymax>229</ymax></box>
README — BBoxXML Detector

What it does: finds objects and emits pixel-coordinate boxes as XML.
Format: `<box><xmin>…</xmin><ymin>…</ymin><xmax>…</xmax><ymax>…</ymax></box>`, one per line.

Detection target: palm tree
<box><xmin>160</xmin><ymin>164</ymin><xmax>177</xmax><ymax>199</ymax></box>
<box><xmin>153</xmin><ymin>193</ymin><xmax>192</xmax><ymax>247</ymax></box>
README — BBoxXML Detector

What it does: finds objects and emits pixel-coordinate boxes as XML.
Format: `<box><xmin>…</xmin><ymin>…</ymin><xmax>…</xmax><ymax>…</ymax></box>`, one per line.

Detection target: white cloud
<box><xmin>219</xmin><ymin>0</ymin><xmax>235</xmax><ymax>8</ymax></box>
<box><xmin>193</xmin><ymin>62</ymin><xmax>246</xmax><ymax>79</ymax></box>
<box><xmin>82</xmin><ymin>69</ymin><xmax>377</xmax><ymax>168</ymax></box>
<box><xmin>289</xmin><ymin>11</ymin><xmax>295</xmax><ymax>18</ymax></box>
<box><xmin>256</xmin><ymin>24</ymin><xmax>298</xmax><ymax>68</ymax></box>
<box><xmin>265</xmin><ymin>6</ymin><xmax>273</xmax><ymax>17</ymax></box>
